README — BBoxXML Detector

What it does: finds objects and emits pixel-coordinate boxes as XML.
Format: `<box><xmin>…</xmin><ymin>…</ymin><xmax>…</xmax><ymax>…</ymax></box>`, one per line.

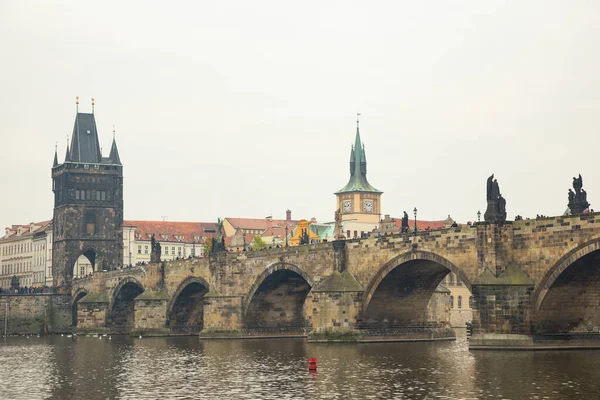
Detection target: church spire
<box><xmin>64</xmin><ymin>136</ymin><xmax>71</xmax><ymax>162</ymax></box>
<box><xmin>53</xmin><ymin>143</ymin><xmax>58</xmax><ymax>167</ymax></box>
<box><xmin>335</xmin><ymin>115</ymin><xmax>381</xmax><ymax>194</ymax></box>
<box><xmin>109</xmin><ymin>126</ymin><xmax>122</xmax><ymax>165</ymax></box>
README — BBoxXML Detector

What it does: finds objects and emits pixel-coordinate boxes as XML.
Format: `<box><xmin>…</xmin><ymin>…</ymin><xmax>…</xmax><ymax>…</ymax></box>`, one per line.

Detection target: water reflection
<box><xmin>1</xmin><ymin>333</ymin><xmax>600</xmax><ymax>399</ymax></box>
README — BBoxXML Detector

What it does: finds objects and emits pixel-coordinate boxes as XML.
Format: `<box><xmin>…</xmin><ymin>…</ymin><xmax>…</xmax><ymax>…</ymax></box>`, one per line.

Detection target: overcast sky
<box><xmin>1</xmin><ymin>1</ymin><xmax>599</xmax><ymax>229</ymax></box>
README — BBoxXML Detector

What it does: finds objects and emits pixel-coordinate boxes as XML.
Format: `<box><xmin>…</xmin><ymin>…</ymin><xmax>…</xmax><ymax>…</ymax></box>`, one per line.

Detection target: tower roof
<box><xmin>69</xmin><ymin>113</ymin><xmax>102</xmax><ymax>164</ymax></box>
<box><xmin>108</xmin><ymin>138</ymin><xmax>121</xmax><ymax>165</ymax></box>
<box><xmin>336</xmin><ymin>125</ymin><xmax>382</xmax><ymax>194</ymax></box>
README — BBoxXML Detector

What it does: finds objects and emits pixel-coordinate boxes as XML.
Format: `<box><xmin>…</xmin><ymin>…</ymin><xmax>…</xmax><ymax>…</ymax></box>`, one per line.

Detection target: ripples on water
<box><xmin>1</xmin><ymin>332</ymin><xmax>599</xmax><ymax>399</ymax></box>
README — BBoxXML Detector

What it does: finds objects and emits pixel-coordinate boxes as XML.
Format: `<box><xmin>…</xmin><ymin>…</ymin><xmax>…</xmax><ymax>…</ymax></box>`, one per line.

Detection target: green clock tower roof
<box><xmin>335</xmin><ymin>121</ymin><xmax>382</xmax><ymax>194</ymax></box>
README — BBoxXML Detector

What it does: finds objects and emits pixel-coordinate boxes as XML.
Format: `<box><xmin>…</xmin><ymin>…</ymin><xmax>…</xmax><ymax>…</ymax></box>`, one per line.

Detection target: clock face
<box><xmin>343</xmin><ymin>201</ymin><xmax>351</xmax><ymax>212</ymax></box>
<box><xmin>364</xmin><ymin>200</ymin><xmax>373</xmax><ymax>212</ymax></box>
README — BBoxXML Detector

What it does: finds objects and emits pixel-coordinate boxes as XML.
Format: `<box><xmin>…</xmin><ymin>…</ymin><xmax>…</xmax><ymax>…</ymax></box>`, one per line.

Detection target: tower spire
<box><xmin>65</xmin><ymin>134</ymin><xmax>71</xmax><ymax>162</ymax></box>
<box><xmin>53</xmin><ymin>142</ymin><xmax>58</xmax><ymax>167</ymax></box>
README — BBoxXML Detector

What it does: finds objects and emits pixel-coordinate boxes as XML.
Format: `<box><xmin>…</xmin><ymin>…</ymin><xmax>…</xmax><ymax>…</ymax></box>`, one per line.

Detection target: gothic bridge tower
<box><xmin>335</xmin><ymin>117</ymin><xmax>383</xmax><ymax>237</ymax></box>
<box><xmin>51</xmin><ymin>99</ymin><xmax>123</xmax><ymax>288</ymax></box>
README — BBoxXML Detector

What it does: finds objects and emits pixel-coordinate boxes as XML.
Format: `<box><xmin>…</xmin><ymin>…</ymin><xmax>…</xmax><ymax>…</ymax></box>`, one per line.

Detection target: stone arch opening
<box><xmin>534</xmin><ymin>240</ymin><xmax>600</xmax><ymax>334</ymax></box>
<box><xmin>70</xmin><ymin>248</ymin><xmax>97</xmax><ymax>279</ymax></box>
<box><xmin>108</xmin><ymin>278</ymin><xmax>144</xmax><ymax>334</ymax></box>
<box><xmin>243</xmin><ymin>263</ymin><xmax>313</xmax><ymax>334</ymax></box>
<box><xmin>362</xmin><ymin>251</ymin><xmax>468</xmax><ymax>329</ymax></box>
<box><xmin>71</xmin><ymin>289</ymin><xmax>88</xmax><ymax>328</ymax></box>
<box><xmin>167</xmin><ymin>277</ymin><xmax>210</xmax><ymax>334</ymax></box>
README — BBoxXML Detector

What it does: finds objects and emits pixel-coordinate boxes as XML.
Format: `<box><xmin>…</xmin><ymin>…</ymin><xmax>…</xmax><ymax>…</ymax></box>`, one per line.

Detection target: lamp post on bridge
<box><xmin>413</xmin><ymin>207</ymin><xmax>418</xmax><ymax>236</ymax></box>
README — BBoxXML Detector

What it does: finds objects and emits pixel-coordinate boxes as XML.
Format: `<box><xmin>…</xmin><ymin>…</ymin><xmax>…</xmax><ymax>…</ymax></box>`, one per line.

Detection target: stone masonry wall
<box><xmin>0</xmin><ymin>295</ymin><xmax>71</xmax><ymax>335</ymax></box>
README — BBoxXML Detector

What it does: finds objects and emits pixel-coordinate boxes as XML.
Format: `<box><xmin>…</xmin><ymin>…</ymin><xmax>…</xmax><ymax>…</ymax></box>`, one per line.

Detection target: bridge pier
<box><xmin>76</xmin><ymin>294</ymin><xmax>110</xmax><ymax>334</ymax></box>
<box><xmin>200</xmin><ymin>293</ymin><xmax>243</xmax><ymax>336</ymax></box>
<box><xmin>307</xmin><ymin>270</ymin><xmax>364</xmax><ymax>339</ymax></box>
<box><xmin>469</xmin><ymin>265</ymin><xmax>535</xmax><ymax>349</ymax></box>
<box><xmin>132</xmin><ymin>290</ymin><xmax>170</xmax><ymax>336</ymax></box>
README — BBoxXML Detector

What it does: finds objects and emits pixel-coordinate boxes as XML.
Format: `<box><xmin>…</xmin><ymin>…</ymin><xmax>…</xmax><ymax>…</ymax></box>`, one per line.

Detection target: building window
<box><xmin>458</xmin><ymin>296</ymin><xmax>462</xmax><ymax>309</ymax></box>
<box><xmin>347</xmin><ymin>230</ymin><xmax>350</xmax><ymax>238</ymax></box>
<box><xmin>138</xmin><ymin>245</ymin><xmax>142</xmax><ymax>254</ymax></box>
<box><xmin>172</xmin><ymin>246</ymin><xmax>175</xmax><ymax>255</ymax></box>
<box><xmin>457</xmin><ymin>279</ymin><xmax>463</xmax><ymax>286</ymax></box>
<box><xmin>144</xmin><ymin>245</ymin><xmax>148</xmax><ymax>254</ymax></box>
<box><xmin>469</xmin><ymin>296</ymin><xmax>474</xmax><ymax>309</ymax></box>
<box><xmin>76</xmin><ymin>191</ymin><xmax>80</xmax><ymax>200</ymax></box>
<box><xmin>353</xmin><ymin>230</ymin><xmax>357</xmax><ymax>238</ymax></box>
<box><xmin>450</xmin><ymin>296</ymin><xmax>454</xmax><ymax>308</ymax></box>
<box><xmin>164</xmin><ymin>246</ymin><xmax>168</xmax><ymax>255</ymax></box>
<box><xmin>101</xmin><ymin>191</ymin><xmax>106</xmax><ymax>201</ymax></box>
<box><xmin>178</xmin><ymin>247</ymin><xmax>182</xmax><ymax>256</ymax></box>
<box><xmin>96</xmin><ymin>191</ymin><xmax>101</xmax><ymax>201</ymax></box>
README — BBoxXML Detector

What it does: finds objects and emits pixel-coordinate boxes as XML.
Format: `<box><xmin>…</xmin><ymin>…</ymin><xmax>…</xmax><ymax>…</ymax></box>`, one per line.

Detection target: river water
<box><xmin>0</xmin><ymin>331</ymin><xmax>599</xmax><ymax>400</ymax></box>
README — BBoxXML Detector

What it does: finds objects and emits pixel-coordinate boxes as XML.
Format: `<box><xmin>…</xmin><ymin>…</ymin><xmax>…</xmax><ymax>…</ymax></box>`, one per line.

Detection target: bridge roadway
<box><xmin>71</xmin><ymin>213</ymin><xmax>600</xmax><ymax>348</ymax></box>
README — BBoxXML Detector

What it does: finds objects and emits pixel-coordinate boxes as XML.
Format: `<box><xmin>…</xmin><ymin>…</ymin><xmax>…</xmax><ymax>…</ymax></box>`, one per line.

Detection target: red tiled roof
<box><xmin>225</xmin><ymin>217</ymin><xmax>298</xmax><ymax>231</ymax></box>
<box><xmin>124</xmin><ymin>220</ymin><xmax>217</xmax><ymax>244</ymax></box>
<box><xmin>224</xmin><ymin>233</ymin><xmax>255</xmax><ymax>247</ymax></box>
<box><xmin>261</xmin><ymin>223</ymin><xmax>294</xmax><ymax>238</ymax></box>
<box><xmin>4</xmin><ymin>220</ymin><xmax>51</xmax><ymax>238</ymax></box>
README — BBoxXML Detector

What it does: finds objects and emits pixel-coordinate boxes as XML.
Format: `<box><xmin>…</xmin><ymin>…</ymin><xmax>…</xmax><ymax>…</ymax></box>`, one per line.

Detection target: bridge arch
<box><xmin>166</xmin><ymin>276</ymin><xmax>210</xmax><ymax>333</ymax></box>
<box><xmin>362</xmin><ymin>250</ymin><xmax>469</xmax><ymax>328</ymax></box>
<box><xmin>242</xmin><ymin>262</ymin><xmax>314</xmax><ymax>333</ymax></box>
<box><xmin>532</xmin><ymin>237</ymin><xmax>600</xmax><ymax>333</ymax></box>
<box><xmin>533</xmin><ymin>238</ymin><xmax>600</xmax><ymax>311</ymax></box>
<box><xmin>107</xmin><ymin>277</ymin><xmax>145</xmax><ymax>334</ymax></box>
<box><xmin>71</xmin><ymin>287</ymin><xmax>89</xmax><ymax>328</ymax></box>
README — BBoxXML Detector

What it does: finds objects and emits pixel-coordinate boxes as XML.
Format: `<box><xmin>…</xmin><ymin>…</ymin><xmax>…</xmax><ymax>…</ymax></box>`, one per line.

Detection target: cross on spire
<box><xmin>357</xmin><ymin>112</ymin><xmax>361</xmax><ymax>128</ymax></box>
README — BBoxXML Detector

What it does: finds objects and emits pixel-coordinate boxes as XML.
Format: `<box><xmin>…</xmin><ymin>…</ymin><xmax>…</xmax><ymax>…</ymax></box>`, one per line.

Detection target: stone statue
<box><xmin>299</xmin><ymin>228</ymin><xmax>310</xmax><ymax>245</ymax></box>
<box><xmin>573</xmin><ymin>174</ymin><xmax>583</xmax><ymax>194</ymax></box>
<box><xmin>150</xmin><ymin>234</ymin><xmax>161</xmax><ymax>263</ymax></box>
<box><xmin>401</xmin><ymin>211</ymin><xmax>409</xmax><ymax>233</ymax></box>
<box><xmin>334</xmin><ymin>208</ymin><xmax>345</xmax><ymax>240</ymax></box>
<box><xmin>568</xmin><ymin>174</ymin><xmax>591</xmax><ymax>215</ymax></box>
<box><xmin>484</xmin><ymin>174</ymin><xmax>507</xmax><ymax>224</ymax></box>
<box><xmin>217</xmin><ymin>217</ymin><xmax>223</xmax><ymax>240</ymax></box>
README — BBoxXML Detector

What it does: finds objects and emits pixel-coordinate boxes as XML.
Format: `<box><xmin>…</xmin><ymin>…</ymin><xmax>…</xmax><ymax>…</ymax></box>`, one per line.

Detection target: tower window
<box><xmin>450</xmin><ymin>296</ymin><xmax>454</xmax><ymax>308</ymax></box>
<box><xmin>85</xmin><ymin>212</ymin><xmax>96</xmax><ymax>235</ymax></box>
<box><xmin>458</xmin><ymin>296</ymin><xmax>462</xmax><ymax>309</ymax></box>
<box><xmin>96</xmin><ymin>191</ymin><xmax>101</xmax><ymax>201</ymax></box>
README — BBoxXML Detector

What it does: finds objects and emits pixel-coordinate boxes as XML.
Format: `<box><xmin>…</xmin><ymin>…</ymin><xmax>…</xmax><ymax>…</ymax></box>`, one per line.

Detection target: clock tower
<box><xmin>335</xmin><ymin>118</ymin><xmax>382</xmax><ymax>232</ymax></box>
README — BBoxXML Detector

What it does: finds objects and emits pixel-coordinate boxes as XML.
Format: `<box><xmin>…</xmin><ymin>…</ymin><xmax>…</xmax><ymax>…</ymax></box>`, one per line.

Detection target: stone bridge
<box><xmin>71</xmin><ymin>213</ymin><xmax>600</xmax><ymax>347</ymax></box>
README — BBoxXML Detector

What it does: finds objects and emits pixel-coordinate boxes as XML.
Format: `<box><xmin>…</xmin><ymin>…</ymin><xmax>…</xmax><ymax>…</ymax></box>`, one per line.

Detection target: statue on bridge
<box><xmin>568</xmin><ymin>174</ymin><xmax>590</xmax><ymax>215</ymax></box>
<box><xmin>334</xmin><ymin>208</ymin><xmax>345</xmax><ymax>240</ymax></box>
<box><xmin>211</xmin><ymin>218</ymin><xmax>226</xmax><ymax>253</ymax></box>
<box><xmin>401</xmin><ymin>211</ymin><xmax>409</xmax><ymax>233</ymax></box>
<box><xmin>150</xmin><ymin>234</ymin><xmax>161</xmax><ymax>263</ymax></box>
<box><xmin>484</xmin><ymin>174</ymin><xmax>507</xmax><ymax>224</ymax></box>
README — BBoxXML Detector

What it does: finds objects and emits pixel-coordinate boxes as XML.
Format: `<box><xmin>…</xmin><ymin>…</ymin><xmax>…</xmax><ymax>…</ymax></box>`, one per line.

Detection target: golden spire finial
<box><xmin>76</xmin><ymin>96</ymin><xmax>79</xmax><ymax>112</ymax></box>
<box><xmin>92</xmin><ymin>97</ymin><xmax>95</xmax><ymax>114</ymax></box>
<box><xmin>113</xmin><ymin>125</ymin><xmax>116</xmax><ymax>140</ymax></box>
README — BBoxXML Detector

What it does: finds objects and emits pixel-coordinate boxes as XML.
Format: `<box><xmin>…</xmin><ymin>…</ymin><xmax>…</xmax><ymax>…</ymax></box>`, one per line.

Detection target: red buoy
<box><xmin>308</xmin><ymin>357</ymin><xmax>317</xmax><ymax>370</ymax></box>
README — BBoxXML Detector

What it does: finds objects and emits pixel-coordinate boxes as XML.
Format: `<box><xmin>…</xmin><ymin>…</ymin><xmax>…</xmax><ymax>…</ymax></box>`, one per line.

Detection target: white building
<box><xmin>1</xmin><ymin>219</ymin><xmax>217</xmax><ymax>285</ymax></box>
<box><xmin>0</xmin><ymin>221</ymin><xmax>51</xmax><ymax>289</ymax></box>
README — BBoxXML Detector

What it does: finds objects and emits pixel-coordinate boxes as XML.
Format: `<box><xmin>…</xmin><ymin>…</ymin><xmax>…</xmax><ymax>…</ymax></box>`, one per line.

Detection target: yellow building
<box><xmin>335</xmin><ymin>120</ymin><xmax>383</xmax><ymax>238</ymax></box>
<box><xmin>288</xmin><ymin>219</ymin><xmax>321</xmax><ymax>246</ymax></box>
